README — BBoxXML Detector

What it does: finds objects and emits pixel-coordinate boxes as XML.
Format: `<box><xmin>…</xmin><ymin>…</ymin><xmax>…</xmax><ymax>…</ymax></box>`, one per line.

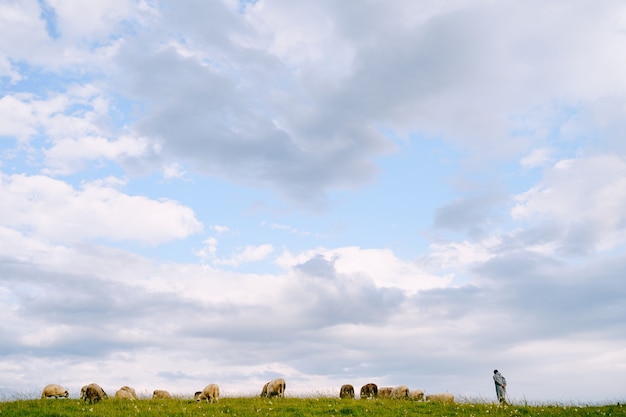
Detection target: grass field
<box><xmin>1</xmin><ymin>397</ymin><xmax>624</xmax><ymax>417</ymax></box>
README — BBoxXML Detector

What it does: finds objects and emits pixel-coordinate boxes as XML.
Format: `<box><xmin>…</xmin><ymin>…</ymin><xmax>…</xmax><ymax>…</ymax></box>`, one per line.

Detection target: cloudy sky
<box><xmin>1</xmin><ymin>0</ymin><xmax>626</xmax><ymax>404</ymax></box>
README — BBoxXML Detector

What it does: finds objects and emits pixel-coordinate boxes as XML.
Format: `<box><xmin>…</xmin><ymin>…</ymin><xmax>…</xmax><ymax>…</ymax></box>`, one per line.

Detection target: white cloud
<box><xmin>0</xmin><ymin>95</ymin><xmax>38</xmax><ymax>142</ymax></box>
<box><xmin>0</xmin><ymin>54</ymin><xmax>22</xmax><ymax>83</ymax></box>
<box><xmin>43</xmin><ymin>135</ymin><xmax>150</xmax><ymax>175</ymax></box>
<box><xmin>194</xmin><ymin>237</ymin><xmax>219</xmax><ymax>261</ymax></box>
<box><xmin>277</xmin><ymin>246</ymin><xmax>450</xmax><ymax>294</ymax></box>
<box><xmin>520</xmin><ymin>147</ymin><xmax>553</xmax><ymax>169</ymax></box>
<box><xmin>0</xmin><ymin>1</ymin><xmax>51</xmax><ymax>62</ymax></box>
<box><xmin>512</xmin><ymin>154</ymin><xmax>626</xmax><ymax>253</ymax></box>
<box><xmin>242</xmin><ymin>1</ymin><xmax>355</xmax><ymax>77</ymax></box>
<box><xmin>0</xmin><ymin>85</ymin><xmax>105</xmax><ymax>139</ymax></box>
<box><xmin>0</xmin><ymin>173</ymin><xmax>202</xmax><ymax>244</ymax></box>
<box><xmin>263</xmin><ymin>221</ymin><xmax>320</xmax><ymax>237</ymax></box>
<box><xmin>0</xmin><ymin>0</ymin><xmax>140</xmax><ymax>71</ymax></box>
<box><xmin>211</xmin><ymin>225</ymin><xmax>230</xmax><ymax>234</ymax></box>
<box><xmin>47</xmin><ymin>0</ymin><xmax>139</xmax><ymax>41</ymax></box>
<box><xmin>212</xmin><ymin>244</ymin><xmax>275</xmax><ymax>267</ymax></box>
<box><xmin>423</xmin><ymin>238</ymin><xmax>499</xmax><ymax>273</ymax></box>
<box><xmin>162</xmin><ymin>162</ymin><xmax>187</xmax><ymax>180</ymax></box>
<box><xmin>194</xmin><ymin>236</ymin><xmax>273</xmax><ymax>267</ymax></box>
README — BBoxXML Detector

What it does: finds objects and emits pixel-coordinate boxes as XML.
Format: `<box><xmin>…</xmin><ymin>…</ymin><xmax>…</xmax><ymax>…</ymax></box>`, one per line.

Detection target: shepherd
<box><xmin>493</xmin><ymin>369</ymin><xmax>507</xmax><ymax>404</ymax></box>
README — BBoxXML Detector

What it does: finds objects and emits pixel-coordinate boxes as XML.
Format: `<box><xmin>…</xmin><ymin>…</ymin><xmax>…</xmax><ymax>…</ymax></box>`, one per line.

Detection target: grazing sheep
<box><xmin>41</xmin><ymin>384</ymin><xmax>69</xmax><ymax>399</ymax></box>
<box><xmin>391</xmin><ymin>385</ymin><xmax>410</xmax><ymax>399</ymax></box>
<box><xmin>121</xmin><ymin>386</ymin><xmax>138</xmax><ymax>399</ymax></box>
<box><xmin>81</xmin><ymin>383</ymin><xmax>108</xmax><ymax>403</ymax></box>
<box><xmin>408</xmin><ymin>389</ymin><xmax>425</xmax><ymax>401</ymax></box>
<box><xmin>114</xmin><ymin>389</ymin><xmax>134</xmax><ymax>400</ymax></box>
<box><xmin>114</xmin><ymin>386</ymin><xmax>138</xmax><ymax>400</ymax></box>
<box><xmin>360</xmin><ymin>383</ymin><xmax>378</xmax><ymax>399</ymax></box>
<box><xmin>426</xmin><ymin>393</ymin><xmax>454</xmax><ymax>403</ymax></box>
<box><xmin>153</xmin><ymin>389</ymin><xmax>172</xmax><ymax>399</ymax></box>
<box><xmin>196</xmin><ymin>384</ymin><xmax>220</xmax><ymax>403</ymax></box>
<box><xmin>339</xmin><ymin>384</ymin><xmax>355</xmax><ymax>399</ymax></box>
<box><xmin>378</xmin><ymin>387</ymin><xmax>393</xmax><ymax>398</ymax></box>
<box><xmin>260</xmin><ymin>378</ymin><xmax>286</xmax><ymax>398</ymax></box>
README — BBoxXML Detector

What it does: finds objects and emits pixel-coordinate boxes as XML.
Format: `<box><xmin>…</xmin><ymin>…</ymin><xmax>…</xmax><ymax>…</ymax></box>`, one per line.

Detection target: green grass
<box><xmin>1</xmin><ymin>397</ymin><xmax>624</xmax><ymax>417</ymax></box>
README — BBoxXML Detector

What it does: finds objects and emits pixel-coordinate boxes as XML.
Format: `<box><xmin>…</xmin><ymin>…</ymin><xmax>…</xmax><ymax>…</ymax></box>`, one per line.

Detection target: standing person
<box><xmin>493</xmin><ymin>369</ymin><xmax>507</xmax><ymax>404</ymax></box>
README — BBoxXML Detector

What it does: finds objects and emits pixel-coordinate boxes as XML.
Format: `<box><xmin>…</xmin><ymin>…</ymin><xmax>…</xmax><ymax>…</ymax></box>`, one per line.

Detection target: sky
<box><xmin>1</xmin><ymin>0</ymin><xmax>626</xmax><ymax>405</ymax></box>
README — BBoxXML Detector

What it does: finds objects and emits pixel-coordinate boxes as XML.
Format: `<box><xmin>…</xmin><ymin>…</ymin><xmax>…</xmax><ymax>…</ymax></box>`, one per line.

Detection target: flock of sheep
<box><xmin>41</xmin><ymin>378</ymin><xmax>454</xmax><ymax>404</ymax></box>
<box><xmin>341</xmin><ymin>383</ymin><xmax>453</xmax><ymax>403</ymax></box>
<box><xmin>40</xmin><ymin>378</ymin><xmax>285</xmax><ymax>404</ymax></box>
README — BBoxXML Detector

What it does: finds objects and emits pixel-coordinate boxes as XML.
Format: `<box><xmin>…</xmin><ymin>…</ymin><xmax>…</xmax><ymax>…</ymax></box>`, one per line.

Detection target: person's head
<box><xmin>493</xmin><ymin>370</ymin><xmax>498</xmax><ymax>374</ymax></box>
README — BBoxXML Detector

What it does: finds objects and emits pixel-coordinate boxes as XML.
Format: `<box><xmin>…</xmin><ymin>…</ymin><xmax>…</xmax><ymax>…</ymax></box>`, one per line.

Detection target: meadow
<box><xmin>0</xmin><ymin>396</ymin><xmax>624</xmax><ymax>417</ymax></box>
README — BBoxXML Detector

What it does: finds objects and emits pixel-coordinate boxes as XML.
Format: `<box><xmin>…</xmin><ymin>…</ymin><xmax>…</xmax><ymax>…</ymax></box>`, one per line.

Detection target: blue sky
<box><xmin>1</xmin><ymin>0</ymin><xmax>626</xmax><ymax>404</ymax></box>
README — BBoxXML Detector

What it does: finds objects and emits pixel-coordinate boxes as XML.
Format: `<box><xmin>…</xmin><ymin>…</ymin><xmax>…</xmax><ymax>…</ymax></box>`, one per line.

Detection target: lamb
<box><xmin>152</xmin><ymin>389</ymin><xmax>172</xmax><ymax>399</ymax></box>
<box><xmin>195</xmin><ymin>383</ymin><xmax>220</xmax><ymax>403</ymax></box>
<box><xmin>41</xmin><ymin>384</ymin><xmax>69</xmax><ymax>399</ymax></box>
<box><xmin>426</xmin><ymin>393</ymin><xmax>454</xmax><ymax>403</ymax></box>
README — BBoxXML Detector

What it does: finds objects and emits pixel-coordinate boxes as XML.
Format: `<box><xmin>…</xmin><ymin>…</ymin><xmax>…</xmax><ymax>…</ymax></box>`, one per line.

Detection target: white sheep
<box><xmin>260</xmin><ymin>378</ymin><xmax>286</xmax><ymax>398</ymax></box>
<box><xmin>391</xmin><ymin>385</ymin><xmax>410</xmax><ymax>399</ymax></box>
<box><xmin>41</xmin><ymin>384</ymin><xmax>69</xmax><ymax>399</ymax></box>
<box><xmin>114</xmin><ymin>385</ymin><xmax>138</xmax><ymax>400</ymax></box>
<box><xmin>153</xmin><ymin>389</ymin><xmax>172</xmax><ymax>399</ymax></box>
<box><xmin>426</xmin><ymin>393</ymin><xmax>454</xmax><ymax>403</ymax></box>
<box><xmin>408</xmin><ymin>389</ymin><xmax>425</xmax><ymax>401</ymax></box>
<box><xmin>196</xmin><ymin>383</ymin><xmax>220</xmax><ymax>403</ymax></box>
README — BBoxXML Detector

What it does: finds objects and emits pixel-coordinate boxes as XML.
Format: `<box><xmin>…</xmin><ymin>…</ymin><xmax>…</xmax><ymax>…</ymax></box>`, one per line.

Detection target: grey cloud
<box><xmin>108</xmin><ymin>0</ymin><xmax>626</xmax><ymax>209</ymax></box>
<box><xmin>495</xmin><ymin>222</ymin><xmax>610</xmax><ymax>260</ymax></box>
<box><xmin>156</xmin><ymin>370</ymin><xmax>198</xmax><ymax>382</ymax></box>
<box><xmin>162</xmin><ymin>0</ymin><xmax>245</xmax><ymax>48</ymax></box>
<box><xmin>115</xmin><ymin>41</ymin><xmax>383</xmax><ymax>208</ymax></box>
<box><xmin>295</xmin><ymin>254</ymin><xmax>337</xmax><ymax>279</ymax></box>
<box><xmin>177</xmin><ymin>275</ymin><xmax>405</xmax><ymax>347</ymax></box>
<box><xmin>300</xmin><ymin>278</ymin><xmax>404</xmax><ymax>327</ymax></box>
<box><xmin>1</xmin><ymin>242</ymin><xmax>626</xmax><ymax>401</ymax></box>
<box><xmin>411</xmin><ymin>285</ymin><xmax>484</xmax><ymax>321</ymax></box>
<box><xmin>559</xmin><ymin>221</ymin><xmax>604</xmax><ymax>257</ymax></box>
<box><xmin>291</xmin><ymin>254</ymin><xmax>405</xmax><ymax>327</ymax></box>
<box><xmin>496</xmin><ymin>224</ymin><xmax>564</xmax><ymax>253</ymax></box>
<box><xmin>473</xmin><ymin>252</ymin><xmax>626</xmax><ymax>340</ymax></box>
<box><xmin>0</xmin><ymin>260</ymin><xmax>206</xmax><ymax>358</ymax></box>
<box><xmin>433</xmin><ymin>193</ymin><xmax>506</xmax><ymax>236</ymax></box>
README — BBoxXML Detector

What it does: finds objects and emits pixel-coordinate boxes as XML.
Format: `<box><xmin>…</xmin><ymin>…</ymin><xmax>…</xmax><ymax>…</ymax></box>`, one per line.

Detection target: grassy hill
<box><xmin>1</xmin><ymin>397</ymin><xmax>624</xmax><ymax>417</ymax></box>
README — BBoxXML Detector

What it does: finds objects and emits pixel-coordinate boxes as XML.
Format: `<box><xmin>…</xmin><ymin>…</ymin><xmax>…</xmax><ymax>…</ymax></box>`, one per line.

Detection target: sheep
<box><xmin>378</xmin><ymin>387</ymin><xmax>393</xmax><ymax>398</ymax></box>
<box><xmin>360</xmin><ymin>383</ymin><xmax>378</xmax><ymax>399</ymax></box>
<box><xmin>152</xmin><ymin>389</ymin><xmax>172</xmax><ymax>399</ymax></box>
<box><xmin>195</xmin><ymin>383</ymin><xmax>220</xmax><ymax>403</ymax></box>
<box><xmin>80</xmin><ymin>383</ymin><xmax>108</xmax><ymax>403</ymax></box>
<box><xmin>391</xmin><ymin>385</ymin><xmax>410</xmax><ymax>399</ymax></box>
<box><xmin>114</xmin><ymin>386</ymin><xmax>138</xmax><ymax>400</ymax></box>
<box><xmin>408</xmin><ymin>389</ymin><xmax>425</xmax><ymax>401</ymax></box>
<box><xmin>426</xmin><ymin>393</ymin><xmax>454</xmax><ymax>403</ymax></box>
<box><xmin>339</xmin><ymin>384</ymin><xmax>355</xmax><ymax>399</ymax></box>
<box><xmin>121</xmin><ymin>386</ymin><xmax>138</xmax><ymax>399</ymax></box>
<box><xmin>41</xmin><ymin>384</ymin><xmax>69</xmax><ymax>399</ymax></box>
<box><xmin>260</xmin><ymin>378</ymin><xmax>286</xmax><ymax>398</ymax></box>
